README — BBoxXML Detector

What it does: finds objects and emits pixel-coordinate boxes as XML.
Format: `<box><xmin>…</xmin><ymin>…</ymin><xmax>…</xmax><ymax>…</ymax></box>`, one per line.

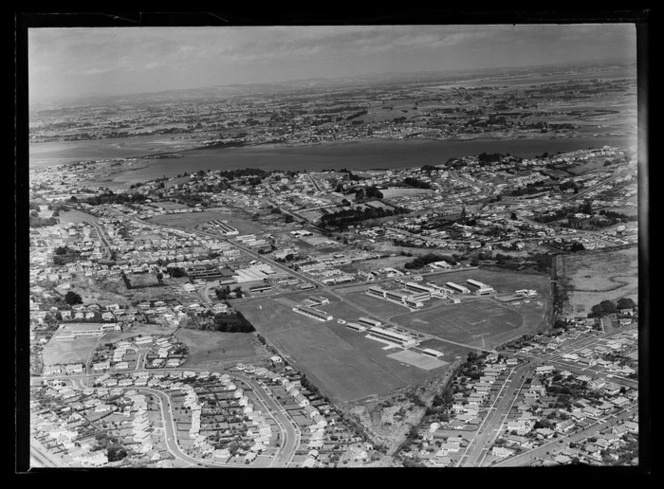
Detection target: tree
<box><xmin>64</xmin><ymin>291</ymin><xmax>83</xmax><ymax>305</ymax></box>
<box><xmin>616</xmin><ymin>297</ymin><xmax>636</xmax><ymax>310</ymax></box>
<box><xmin>591</xmin><ymin>300</ymin><xmax>617</xmax><ymax>318</ymax></box>
<box><xmin>107</xmin><ymin>444</ymin><xmax>127</xmax><ymax>462</ymax></box>
<box><xmin>284</xmin><ymin>214</ymin><xmax>294</xmax><ymax>224</ymax></box>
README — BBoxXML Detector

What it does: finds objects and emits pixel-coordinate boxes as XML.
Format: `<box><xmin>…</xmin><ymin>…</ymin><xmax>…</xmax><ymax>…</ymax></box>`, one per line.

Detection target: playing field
<box><xmin>391</xmin><ymin>297</ymin><xmax>547</xmax><ymax>349</ymax></box>
<box><xmin>42</xmin><ymin>334</ymin><xmax>100</xmax><ymax>366</ymax></box>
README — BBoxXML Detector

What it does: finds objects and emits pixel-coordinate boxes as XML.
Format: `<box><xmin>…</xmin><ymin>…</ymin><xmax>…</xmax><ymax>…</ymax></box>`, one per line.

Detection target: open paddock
<box><xmin>261</xmin><ymin>321</ymin><xmax>407</xmax><ymax>402</ymax></box>
<box><xmin>558</xmin><ymin>246</ymin><xmax>637</xmax><ymax>317</ymax></box>
<box><xmin>234</xmin><ymin>297</ymin><xmax>447</xmax><ymax>402</ymax></box>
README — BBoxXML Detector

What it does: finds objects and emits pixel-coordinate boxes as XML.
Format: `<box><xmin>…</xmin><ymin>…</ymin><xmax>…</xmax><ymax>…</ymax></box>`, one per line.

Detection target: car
<box><xmin>337</xmin><ymin>319</ymin><xmax>346</xmax><ymax>324</ymax></box>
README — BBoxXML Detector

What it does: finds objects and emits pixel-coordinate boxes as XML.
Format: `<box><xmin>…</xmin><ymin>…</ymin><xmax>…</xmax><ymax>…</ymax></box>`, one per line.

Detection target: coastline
<box><xmin>30</xmin><ymin>133</ymin><xmax>636</xmax><ymax>180</ymax></box>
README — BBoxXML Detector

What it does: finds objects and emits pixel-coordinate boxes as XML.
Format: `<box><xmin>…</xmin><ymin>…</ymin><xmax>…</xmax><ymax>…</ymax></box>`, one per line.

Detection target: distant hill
<box><xmin>29</xmin><ymin>58</ymin><xmax>635</xmax><ymax>112</ymax></box>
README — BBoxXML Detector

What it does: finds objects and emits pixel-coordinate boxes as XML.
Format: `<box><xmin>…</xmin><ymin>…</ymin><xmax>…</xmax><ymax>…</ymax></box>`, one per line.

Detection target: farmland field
<box><xmin>556</xmin><ymin>246</ymin><xmax>638</xmax><ymax>317</ymax></box>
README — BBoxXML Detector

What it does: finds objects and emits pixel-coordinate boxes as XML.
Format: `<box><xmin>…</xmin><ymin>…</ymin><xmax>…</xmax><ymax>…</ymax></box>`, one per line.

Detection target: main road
<box><xmin>493</xmin><ymin>404</ymin><xmax>637</xmax><ymax>467</ymax></box>
<box><xmin>456</xmin><ymin>364</ymin><xmax>530</xmax><ymax>467</ymax></box>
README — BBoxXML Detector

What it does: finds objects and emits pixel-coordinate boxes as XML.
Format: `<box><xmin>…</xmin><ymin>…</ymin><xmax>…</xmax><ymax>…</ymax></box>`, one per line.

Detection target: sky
<box><xmin>28</xmin><ymin>24</ymin><xmax>637</xmax><ymax>105</ymax></box>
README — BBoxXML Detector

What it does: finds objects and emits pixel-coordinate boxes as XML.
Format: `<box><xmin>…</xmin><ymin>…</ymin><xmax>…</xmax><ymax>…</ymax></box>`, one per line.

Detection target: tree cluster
<box><xmin>403</xmin><ymin>177</ymin><xmax>432</xmax><ymax>189</ymax></box>
<box><xmin>64</xmin><ymin>291</ymin><xmax>83</xmax><ymax>305</ymax></box>
<box><xmin>589</xmin><ymin>300</ymin><xmax>618</xmax><ymax>318</ymax></box>
<box><xmin>355</xmin><ymin>186</ymin><xmax>383</xmax><ymax>201</ymax></box>
<box><xmin>82</xmin><ymin>191</ymin><xmax>147</xmax><ymax>206</ymax></box>
<box><xmin>209</xmin><ymin>311</ymin><xmax>256</xmax><ymax>333</ymax></box>
<box><xmin>404</xmin><ymin>253</ymin><xmax>455</xmax><ymax>270</ymax></box>
<box><xmin>319</xmin><ymin>205</ymin><xmax>407</xmax><ymax>228</ymax></box>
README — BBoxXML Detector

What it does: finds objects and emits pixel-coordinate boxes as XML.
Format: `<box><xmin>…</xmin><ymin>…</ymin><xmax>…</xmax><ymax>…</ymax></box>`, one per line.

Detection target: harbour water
<box><xmin>30</xmin><ymin>135</ymin><xmax>635</xmax><ymax>182</ymax></box>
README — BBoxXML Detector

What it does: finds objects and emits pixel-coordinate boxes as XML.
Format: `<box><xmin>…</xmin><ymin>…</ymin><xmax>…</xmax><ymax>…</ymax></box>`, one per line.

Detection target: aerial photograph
<box><xmin>22</xmin><ymin>20</ymin><xmax>644</xmax><ymax>470</ymax></box>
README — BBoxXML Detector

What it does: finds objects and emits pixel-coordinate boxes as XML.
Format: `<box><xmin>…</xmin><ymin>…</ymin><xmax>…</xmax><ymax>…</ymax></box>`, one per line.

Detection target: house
<box><xmin>582</xmin><ymin>406</ymin><xmax>602</xmax><ymax>418</ymax></box>
<box><xmin>491</xmin><ymin>447</ymin><xmax>515</xmax><ymax>458</ymax></box>
<box><xmin>555</xmin><ymin>419</ymin><xmax>575</xmax><ymax>433</ymax></box>
<box><xmin>535</xmin><ymin>428</ymin><xmax>555</xmax><ymax>439</ymax></box>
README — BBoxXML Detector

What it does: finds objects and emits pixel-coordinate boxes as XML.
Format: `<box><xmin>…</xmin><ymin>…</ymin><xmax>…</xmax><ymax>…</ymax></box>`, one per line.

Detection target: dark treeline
<box><xmin>403</xmin><ymin>177</ymin><xmax>432</xmax><ymax>189</ymax></box>
<box><xmin>404</xmin><ymin>253</ymin><xmax>457</xmax><ymax>269</ymax></box>
<box><xmin>319</xmin><ymin>205</ymin><xmax>408</xmax><ymax>228</ymax></box>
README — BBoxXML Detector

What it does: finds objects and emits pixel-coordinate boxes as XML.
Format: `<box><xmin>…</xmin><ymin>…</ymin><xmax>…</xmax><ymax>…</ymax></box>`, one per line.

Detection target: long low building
<box><xmin>358</xmin><ymin>317</ymin><xmax>382</xmax><ymax>328</ymax></box>
<box><xmin>346</xmin><ymin>322</ymin><xmax>367</xmax><ymax>332</ymax></box>
<box><xmin>466</xmin><ymin>279</ymin><xmax>495</xmax><ymax>295</ymax></box>
<box><xmin>292</xmin><ymin>305</ymin><xmax>333</xmax><ymax>322</ymax></box>
<box><xmin>366</xmin><ymin>286</ymin><xmax>426</xmax><ymax>308</ymax></box>
<box><xmin>57</xmin><ymin>322</ymin><xmax>121</xmax><ymax>339</ymax></box>
<box><xmin>404</xmin><ymin>282</ymin><xmax>438</xmax><ymax>294</ymax></box>
<box><xmin>366</xmin><ymin>326</ymin><xmax>417</xmax><ymax>348</ymax></box>
<box><xmin>421</xmin><ymin>348</ymin><xmax>445</xmax><ymax>359</ymax></box>
<box><xmin>446</xmin><ymin>282</ymin><xmax>471</xmax><ymax>294</ymax></box>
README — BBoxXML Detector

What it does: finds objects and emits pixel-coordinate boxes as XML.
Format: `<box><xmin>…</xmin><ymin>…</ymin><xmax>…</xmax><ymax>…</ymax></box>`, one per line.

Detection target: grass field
<box><xmin>558</xmin><ymin>246</ymin><xmax>638</xmax><ymax>317</ymax></box>
<box><xmin>234</xmin><ymin>297</ymin><xmax>447</xmax><ymax>402</ymax></box>
<box><xmin>231</xmin><ymin>267</ymin><xmax>552</xmax><ymax>401</ymax></box>
<box><xmin>148</xmin><ymin>209</ymin><xmax>266</xmax><ymax>236</ymax></box>
<box><xmin>42</xmin><ymin>335</ymin><xmax>100</xmax><ymax>366</ymax></box>
<box><xmin>386</xmin><ymin>350</ymin><xmax>447</xmax><ymax>370</ymax></box>
<box><xmin>390</xmin><ymin>298</ymin><xmax>544</xmax><ymax>348</ymax></box>
<box><xmin>336</xmin><ymin>292</ymin><xmax>413</xmax><ymax>319</ymax></box>
<box><xmin>175</xmin><ymin>328</ymin><xmax>269</xmax><ymax>369</ymax></box>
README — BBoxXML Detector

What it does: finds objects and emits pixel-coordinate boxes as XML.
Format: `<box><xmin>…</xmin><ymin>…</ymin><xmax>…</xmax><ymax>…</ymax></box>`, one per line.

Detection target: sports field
<box><xmin>391</xmin><ymin>298</ymin><xmax>546</xmax><ymax>349</ymax></box>
<box><xmin>42</xmin><ymin>335</ymin><xmax>100</xmax><ymax>366</ymax></box>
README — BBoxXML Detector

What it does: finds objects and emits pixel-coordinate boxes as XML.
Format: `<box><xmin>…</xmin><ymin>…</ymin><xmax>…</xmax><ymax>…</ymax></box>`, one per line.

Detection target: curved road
<box><xmin>33</xmin><ymin>365</ymin><xmax>304</xmax><ymax>468</ymax></box>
